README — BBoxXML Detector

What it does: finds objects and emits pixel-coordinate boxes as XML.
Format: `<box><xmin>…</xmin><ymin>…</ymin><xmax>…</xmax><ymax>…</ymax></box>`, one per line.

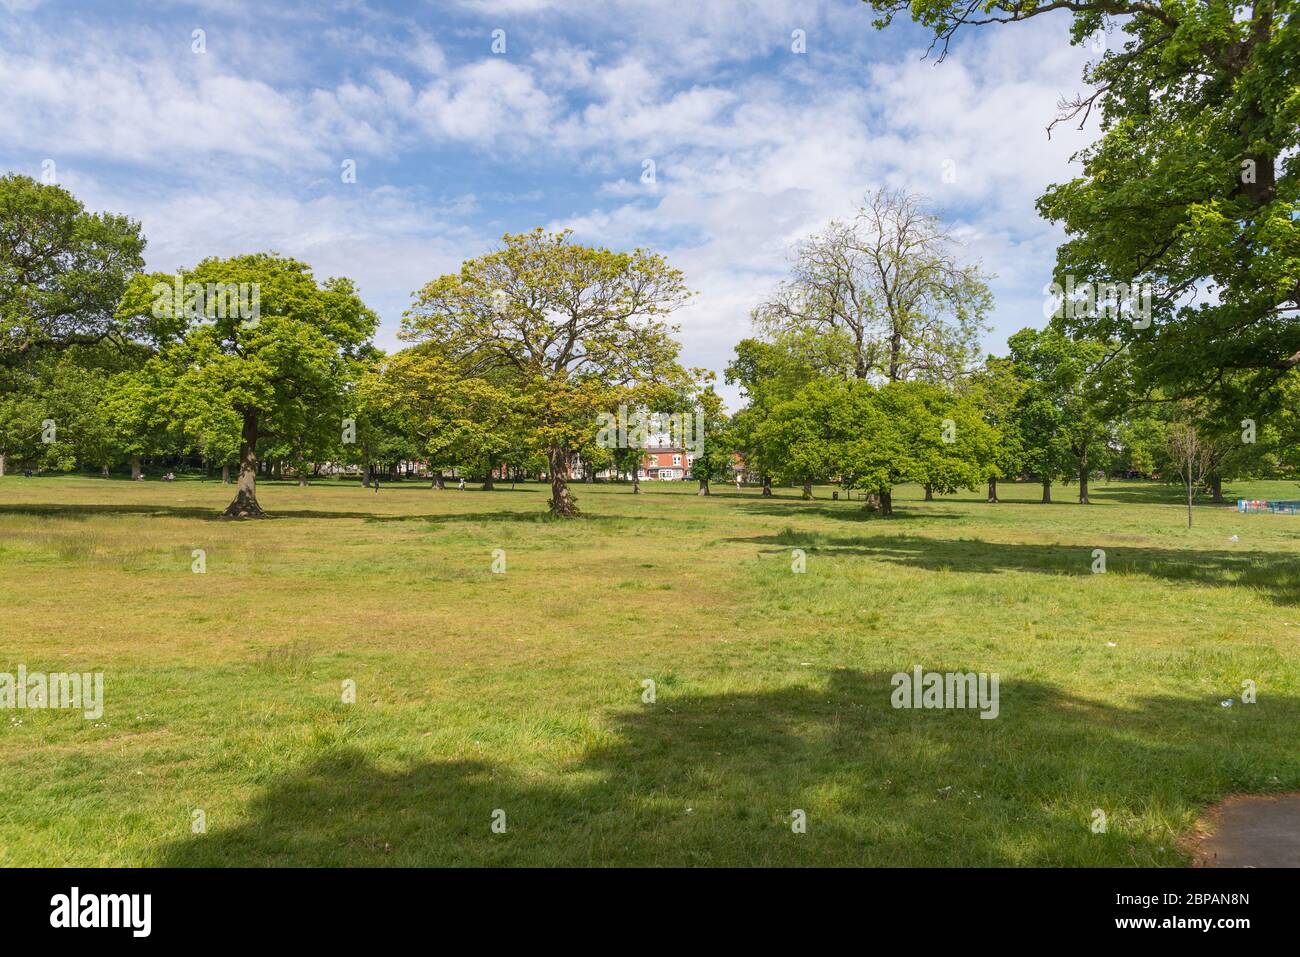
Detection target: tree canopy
<box><xmin>0</xmin><ymin>174</ymin><xmax>146</xmax><ymax>367</ymax></box>
<box><xmin>115</xmin><ymin>253</ymin><xmax>378</xmax><ymax>516</ymax></box>
<box><xmin>401</xmin><ymin>228</ymin><xmax>692</xmax><ymax>516</ymax></box>
<box><xmin>868</xmin><ymin>0</ymin><xmax>1299</xmax><ymax>402</ymax></box>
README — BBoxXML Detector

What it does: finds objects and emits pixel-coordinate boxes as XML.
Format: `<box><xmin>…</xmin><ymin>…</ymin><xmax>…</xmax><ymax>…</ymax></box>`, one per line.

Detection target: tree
<box><xmin>967</xmin><ymin>355</ymin><xmax>1027</xmax><ymax>502</ymax></box>
<box><xmin>868</xmin><ymin>1</ymin><xmax>1299</xmax><ymax>403</ymax></box>
<box><xmin>687</xmin><ymin>386</ymin><xmax>732</xmax><ymax>495</ymax></box>
<box><xmin>115</xmin><ymin>254</ymin><xmax>377</xmax><ymax>517</ymax></box>
<box><xmin>102</xmin><ymin>359</ymin><xmax>185</xmax><ymax>480</ymax></box>
<box><xmin>725</xmin><ymin>330</ymin><xmax>848</xmax><ymax>496</ymax></box>
<box><xmin>0</xmin><ymin>175</ymin><xmax>146</xmax><ymax>368</ymax></box>
<box><xmin>1</xmin><ymin>177</ymin><xmax>147</xmax><ymax>477</ymax></box>
<box><xmin>907</xmin><ymin>383</ymin><xmax>1002</xmax><ymax>502</ymax></box>
<box><xmin>346</xmin><ymin>386</ymin><xmax>419</xmax><ymax>487</ymax></box>
<box><xmin>402</xmin><ymin>229</ymin><xmax>691</xmax><ymax>517</ymax></box>
<box><xmin>759</xmin><ymin>376</ymin><xmax>863</xmax><ymax>500</ymax></box>
<box><xmin>755</xmin><ymin>188</ymin><xmax>992</xmax><ymax>384</ymax></box>
<box><xmin>611</xmin><ymin>442</ymin><xmax>646</xmax><ymax>492</ymax></box>
<box><xmin>0</xmin><ymin>362</ymin><xmax>57</xmax><ymax>475</ymax></box>
<box><xmin>362</xmin><ymin>349</ymin><xmax>524</xmax><ymax>490</ymax></box>
<box><xmin>759</xmin><ymin>376</ymin><xmax>997</xmax><ymax>514</ymax></box>
<box><xmin>1007</xmin><ymin>327</ymin><xmax>1112</xmax><ymax>504</ymax></box>
<box><xmin>1166</xmin><ymin>413</ymin><xmax>1217</xmax><ymax>528</ymax></box>
<box><xmin>840</xmin><ymin>380</ymin><xmax>997</xmax><ymax>514</ymax></box>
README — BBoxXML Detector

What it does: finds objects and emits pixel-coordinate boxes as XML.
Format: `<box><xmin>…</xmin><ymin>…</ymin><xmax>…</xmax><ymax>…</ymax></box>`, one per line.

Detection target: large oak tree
<box><xmin>402</xmin><ymin>229</ymin><xmax>691</xmax><ymax>517</ymax></box>
<box><xmin>116</xmin><ymin>254</ymin><xmax>377</xmax><ymax>517</ymax></box>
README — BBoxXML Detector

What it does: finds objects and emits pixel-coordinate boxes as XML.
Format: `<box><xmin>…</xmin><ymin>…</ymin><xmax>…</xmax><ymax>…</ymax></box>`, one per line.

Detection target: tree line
<box><xmin>2</xmin><ymin>174</ymin><xmax>1296</xmax><ymax>521</ymax></box>
<box><xmin>4</xmin><ymin>0</ymin><xmax>1295</xmax><ymax>521</ymax></box>
<box><xmin>0</xmin><ymin>175</ymin><xmax>731</xmax><ymax>517</ymax></box>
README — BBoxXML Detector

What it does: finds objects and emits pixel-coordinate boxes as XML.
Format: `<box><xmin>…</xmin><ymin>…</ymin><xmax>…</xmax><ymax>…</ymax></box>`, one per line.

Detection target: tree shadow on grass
<box><xmin>0</xmin><ymin>503</ymin><xmax>382</xmax><ymax>522</ymax></box>
<box><xmin>0</xmin><ymin>502</ymin><xmax>629</xmax><ymax>525</ymax></box>
<box><xmin>735</xmin><ymin>501</ymin><xmax>962</xmax><ymax>523</ymax></box>
<box><xmin>362</xmin><ymin>510</ymin><xmax>645</xmax><ymax>525</ymax></box>
<box><xmin>727</xmin><ymin>532</ymin><xmax>1300</xmax><ymax>607</ymax></box>
<box><xmin>154</xmin><ymin>671</ymin><xmax>1300</xmax><ymax>866</ymax></box>
<box><xmin>1084</xmin><ymin>483</ymin><xmax>1241</xmax><ymax>508</ymax></box>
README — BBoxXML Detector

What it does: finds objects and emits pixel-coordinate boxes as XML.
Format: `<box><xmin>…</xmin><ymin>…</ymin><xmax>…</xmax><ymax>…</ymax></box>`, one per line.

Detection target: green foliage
<box><xmin>1006</xmin><ymin>327</ymin><xmax>1116</xmax><ymax>495</ymax></box>
<box><xmin>687</xmin><ymin>385</ymin><xmax>733</xmax><ymax>487</ymax></box>
<box><xmin>726</xmin><ymin>331</ymin><xmax>841</xmax><ymax>482</ymax></box>
<box><xmin>966</xmin><ymin>355</ymin><xmax>1029</xmax><ymax>485</ymax></box>
<box><xmin>869</xmin><ymin>0</ymin><xmax>1300</xmax><ymax>402</ymax></box>
<box><xmin>401</xmin><ymin>229</ymin><xmax>692</xmax><ymax>515</ymax></box>
<box><xmin>0</xmin><ymin>174</ymin><xmax>146</xmax><ymax>367</ymax></box>
<box><xmin>759</xmin><ymin>376</ymin><xmax>1000</xmax><ymax>504</ymax></box>
<box><xmin>359</xmin><ymin>349</ymin><xmax>525</xmax><ymax>481</ymax></box>
<box><xmin>114</xmin><ymin>254</ymin><xmax>378</xmax><ymax>512</ymax></box>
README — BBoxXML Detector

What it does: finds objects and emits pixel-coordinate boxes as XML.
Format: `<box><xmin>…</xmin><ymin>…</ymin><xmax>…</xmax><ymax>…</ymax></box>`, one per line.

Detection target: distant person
<box><xmin>735</xmin><ymin>477</ymin><xmax>742</xmax><ymax>491</ymax></box>
<box><xmin>22</xmin><ymin>469</ymin><xmax>33</xmax><ymax>478</ymax></box>
<box><xmin>372</xmin><ymin>473</ymin><xmax>379</xmax><ymax>494</ymax></box>
<box><xmin>458</xmin><ymin>477</ymin><xmax>466</xmax><ymax>490</ymax></box>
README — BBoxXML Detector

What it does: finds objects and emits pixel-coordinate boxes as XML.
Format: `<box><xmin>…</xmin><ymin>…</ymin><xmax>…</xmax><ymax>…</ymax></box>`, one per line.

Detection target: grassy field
<box><xmin>1</xmin><ymin>474</ymin><xmax>1298</xmax><ymax>866</ymax></box>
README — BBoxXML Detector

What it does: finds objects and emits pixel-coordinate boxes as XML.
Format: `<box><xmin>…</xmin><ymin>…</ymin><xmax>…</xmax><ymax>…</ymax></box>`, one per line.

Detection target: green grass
<box><xmin>1</xmin><ymin>474</ymin><xmax>1298</xmax><ymax>866</ymax></box>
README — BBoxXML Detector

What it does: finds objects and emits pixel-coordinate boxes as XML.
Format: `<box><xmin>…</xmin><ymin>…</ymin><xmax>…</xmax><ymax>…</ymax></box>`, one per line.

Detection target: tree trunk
<box><xmin>482</xmin><ymin>471</ymin><xmax>495</xmax><ymax>491</ymax></box>
<box><xmin>547</xmin><ymin>447</ymin><xmax>579</xmax><ymax>517</ymax></box>
<box><xmin>1041</xmin><ymin>478</ymin><xmax>1052</xmax><ymax>504</ymax></box>
<box><xmin>801</xmin><ymin>479</ymin><xmax>813</xmax><ymax>500</ymax></box>
<box><xmin>888</xmin><ymin>331</ymin><xmax>903</xmax><ymax>382</ymax></box>
<box><xmin>130</xmin><ymin>455</ymin><xmax>142</xmax><ymax>481</ymax></box>
<box><xmin>632</xmin><ymin>473</ymin><xmax>641</xmax><ymax>494</ymax></box>
<box><xmin>0</xmin><ymin>453</ymin><xmax>6</xmax><ymax>477</ymax></box>
<box><xmin>362</xmin><ymin>465</ymin><xmax>373</xmax><ymax>488</ymax></box>
<box><xmin>222</xmin><ymin>411</ymin><xmax>265</xmax><ymax>518</ymax></box>
<box><xmin>101</xmin><ymin>464</ymin><xmax>110</xmax><ymax>478</ymax></box>
<box><xmin>298</xmin><ymin>472</ymin><xmax>309</xmax><ymax>487</ymax></box>
<box><xmin>879</xmin><ymin>488</ymin><xmax>893</xmax><ymax>516</ymax></box>
<box><xmin>697</xmin><ymin>478</ymin><xmax>709</xmax><ymax>496</ymax></box>
<box><xmin>222</xmin><ymin>464</ymin><xmax>230</xmax><ymax>484</ymax></box>
<box><xmin>923</xmin><ymin>483</ymin><xmax>934</xmax><ymax>501</ymax></box>
<box><xmin>1078</xmin><ymin>456</ymin><xmax>1090</xmax><ymax>505</ymax></box>
<box><xmin>1209</xmin><ymin>473</ymin><xmax>1224</xmax><ymax>504</ymax></box>
<box><xmin>987</xmin><ymin>476</ymin><xmax>999</xmax><ymax>503</ymax></box>
<box><xmin>1187</xmin><ymin>459</ymin><xmax>1194</xmax><ymax>528</ymax></box>
<box><xmin>432</xmin><ymin>473</ymin><xmax>445</xmax><ymax>490</ymax></box>
<box><xmin>762</xmin><ymin>474</ymin><xmax>772</xmax><ymax>497</ymax></box>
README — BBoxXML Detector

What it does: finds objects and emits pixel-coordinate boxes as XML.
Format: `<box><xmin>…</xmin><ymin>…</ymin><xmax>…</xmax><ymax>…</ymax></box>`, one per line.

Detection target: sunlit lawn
<box><xmin>1</xmin><ymin>473</ymin><xmax>1298</xmax><ymax>865</ymax></box>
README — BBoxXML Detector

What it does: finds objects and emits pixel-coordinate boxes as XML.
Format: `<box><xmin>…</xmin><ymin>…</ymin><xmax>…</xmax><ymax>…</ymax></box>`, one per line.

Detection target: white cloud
<box><xmin>412</xmin><ymin>58</ymin><xmax>558</xmax><ymax>147</ymax></box>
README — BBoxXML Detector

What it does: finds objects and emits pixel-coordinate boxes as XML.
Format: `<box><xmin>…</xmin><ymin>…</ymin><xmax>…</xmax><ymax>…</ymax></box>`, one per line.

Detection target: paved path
<box><xmin>1194</xmin><ymin>795</ymin><xmax>1300</xmax><ymax>867</ymax></box>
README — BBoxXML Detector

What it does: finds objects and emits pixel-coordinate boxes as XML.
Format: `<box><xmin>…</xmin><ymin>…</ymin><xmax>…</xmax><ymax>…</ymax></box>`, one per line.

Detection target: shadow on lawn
<box><xmin>729</xmin><ymin>532</ymin><xmax>1300</xmax><ymax>607</ymax></box>
<box><xmin>0</xmin><ymin>501</ymin><xmax>628</xmax><ymax>525</ymax></box>
<box><xmin>155</xmin><ymin>671</ymin><xmax>1298</xmax><ymax>866</ymax></box>
<box><xmin>0</xmin><ymin>502</ymin><xmax>380</xmax><ymax>522</ymax></box>
<box><xmin>736</xmin><ymin>500</ymin><xmax>962</xmax><ymax>523</ymax></box>
<box><xmin>1084</xmin><ymin>483</ymin><xmax>1241</xmax><ymax>507</ymax></box>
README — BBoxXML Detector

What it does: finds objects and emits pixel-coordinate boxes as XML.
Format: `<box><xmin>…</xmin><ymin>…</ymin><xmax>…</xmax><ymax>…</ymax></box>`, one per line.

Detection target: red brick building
<box><xmin>639</xmin><ymin>447</ymin><xmax>692</xmax><ymax>480</ymax></box>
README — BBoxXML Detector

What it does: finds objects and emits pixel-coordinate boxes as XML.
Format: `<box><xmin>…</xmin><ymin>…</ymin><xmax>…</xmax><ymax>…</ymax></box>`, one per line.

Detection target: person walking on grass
<box><xmin>458</xmin><ymin>477</ymin><xmax>465</xmax><ymax>491</ymax></box>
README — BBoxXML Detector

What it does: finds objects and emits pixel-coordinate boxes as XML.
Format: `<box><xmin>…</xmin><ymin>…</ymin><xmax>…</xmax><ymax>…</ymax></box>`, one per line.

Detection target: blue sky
<box><xmin>0</xmin><ymin>0</ymin><xmax>1101</xmax><ymax>406</ymax></box>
